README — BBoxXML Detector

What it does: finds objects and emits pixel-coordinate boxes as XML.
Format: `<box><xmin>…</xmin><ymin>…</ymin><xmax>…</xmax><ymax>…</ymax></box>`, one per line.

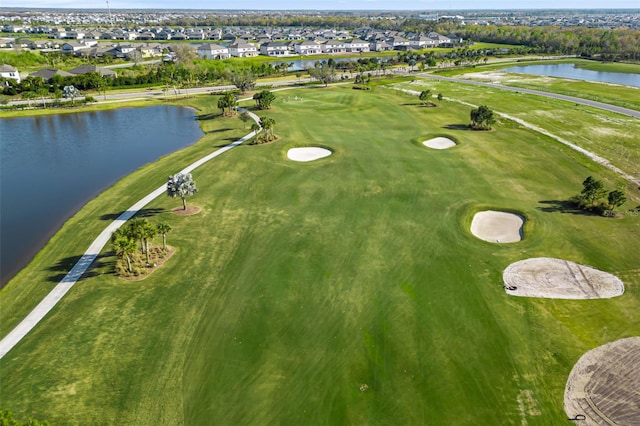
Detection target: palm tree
<box><xmin>259</xmin><ymin>117</ymin><xmax>276</xmax><ymax>141</ymax></box>
<box><xmin>111</xmin><ymin>229</ymin><xmax>137</xmax><ymax>273</ymax></box>
<box><xmin>167</xmin><ymin>173</ymin><xmax>198</xmax><ymax>210</ymax></box>
<box><xmin>157</xmin><ymin>223</ymin><xmax>172</xmax><ymax>251</ymax></box>
<box><xmin>126</xmin><ymin>218</ymin><xmax>147</xmax><ymax>253</ymax></box>
<box><xmin>140</xmin><ymin>220</ymin><xmax>157</xmax><ymax>264</ymax></box>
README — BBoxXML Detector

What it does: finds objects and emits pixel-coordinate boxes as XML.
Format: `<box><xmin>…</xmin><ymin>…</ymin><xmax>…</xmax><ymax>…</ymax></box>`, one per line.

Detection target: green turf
<box><xmin>396</xmin><ymin>79</ymin><xmax>640</xmax><ymax>184</ymax></box>
<box><xmin>1</xmin><ymin>85</ymin><xmax>639</xmax><ymax>425</ymax></box>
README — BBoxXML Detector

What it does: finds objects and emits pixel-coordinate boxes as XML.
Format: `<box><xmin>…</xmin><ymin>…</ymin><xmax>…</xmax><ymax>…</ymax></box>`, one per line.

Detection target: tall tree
<box><xmin>217</xmin><ymin>91</ymin><xmax>237</xmax><ymax>116</ymax></box>
<box><xmin>253</xmin><ymin>89</ymin><xmax>276</xmax><ymax>110</ymax></box>
<box><xmin>581</xmin><ymin>176</ymin><xmax>607</xmax><ymax>205</ymax></box>
<box><xmin>470</xmin><ymin>105</ymin><xmax>495</xmax><ymax>130</ymax></box>
<box><xmin>607</xmin><ymin>190</ymin><xmax>626</xmax><ymax>215</ymax></box>
<box><xmin>167</xmin><ymin>172</ymin><xmax>198</xmax><ymax>210</ymax></box>
<box><xmin>230</xmin><ymin>70</ymin><xmax>256</xmax><ymax>93</ymax></box>
<box><xmin>259</xmin><ymin>117</ymin><xmax>276</xmax><ymax>141</ymax></box>
<box><xmin>156</xmin><ymin>223</ymin><xmax>172</xmax><ymax>251</ymax></box>
<box><xmin>419</xmin><ymin>90</ymin><xmax>432</xmax><ymax>106</ymax></box>
<box><xmin>308</xmin><ymin>62</ymin><xmax>336</xmax><ymax>87</ymax></box>
<box><xmin>63</xmin><ymin>85</ymin><xmax>80</xmax><ymax>105</ymax></box>
<box><xmin>111</xmin><ymin>229</ymin><xmax>137</xmax><ymax>273</ymax></box>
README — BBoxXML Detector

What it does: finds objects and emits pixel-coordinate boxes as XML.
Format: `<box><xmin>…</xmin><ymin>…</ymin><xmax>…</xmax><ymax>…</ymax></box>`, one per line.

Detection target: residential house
<box><xmin>259</xmin><ymin>41</ymin><xmax>292</xmax><ymax>57</ymax></box>
<box><xmin>228</xmin><ymin>41</ymin><xmax>258</xmax><ymax>57</ymax></box>
<box><xmin>0</xmin><ymin>64</ymin><xmax>21</xmax><ymax>83</ymax></box>
<box><xmin>136</xmin><ymin>32</ymin><xmax>155</xmax><ymax>40</ymax></box>
<box><xmin>322</xmin><ymin>40</ymin><xmax>346</xmax><ymax>54</ymax></box>
<box><xmin>197</xmin><ymin>43</ymin><xmax>230</xmax><ymax>59</ymax></box>
<box><xmin>294</xmin><ymin>40</ymin><xmax>322</xmax><ymax>55</ymax></box>
<box><xmin>344</xmin><ymin>39</ymin><xmax>370</xmax><ymax>53</ymax></box>
<box><xmin>369</xmin><ymin>40</ymin><xmax>393</xmax><ymax>52</ymax></box>
<box><xmin>68</xmin><ymin>65</ymin><xmax>116</xmax><ymax>78</ymax></box>
<box><xmin>410</xmin><ymin>35</ymin><xmax>437</xmax><ymax>49</ymax></box>
<box><xmin>29</xmin><ymin>68</ymin><xmax>74</xmax><ymax>81</ymax></box>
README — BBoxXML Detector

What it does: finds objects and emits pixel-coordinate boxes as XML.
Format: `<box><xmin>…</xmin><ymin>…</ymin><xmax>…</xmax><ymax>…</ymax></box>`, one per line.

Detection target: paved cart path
<box><xmin>0</xmin><ymin>109</ymin><xmax>260</xmax><ymax>359</ymax></box>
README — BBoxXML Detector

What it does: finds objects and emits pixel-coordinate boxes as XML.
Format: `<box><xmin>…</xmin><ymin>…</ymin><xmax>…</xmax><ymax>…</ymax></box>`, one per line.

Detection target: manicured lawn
<box><xmin>396</xmin><ymin>79</ymin><xmax>640</xmax><ymax>185</ymax></box>
<box><xmin>1</xmin><ymin>85</ymin><xmax>638</xmax><ymax>424</ymax></box>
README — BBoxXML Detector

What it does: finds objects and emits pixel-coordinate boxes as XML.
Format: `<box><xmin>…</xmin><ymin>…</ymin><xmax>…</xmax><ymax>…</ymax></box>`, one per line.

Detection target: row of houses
<box><xmin>0</xmin><ymin>64</ymin><xmax>116</xmax><ymax>84</ymax></box>
<box><xmin>199</xmin><ymin>33</ymin><xmax>455</xmax><ymax>59</ymax></box>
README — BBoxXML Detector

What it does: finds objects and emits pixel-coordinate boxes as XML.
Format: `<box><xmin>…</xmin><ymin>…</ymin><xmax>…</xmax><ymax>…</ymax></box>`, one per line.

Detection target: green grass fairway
<box><xmin>1</xmin><ymin>86</ymin><xmax>639</xmax><ymax>425</ymax></box>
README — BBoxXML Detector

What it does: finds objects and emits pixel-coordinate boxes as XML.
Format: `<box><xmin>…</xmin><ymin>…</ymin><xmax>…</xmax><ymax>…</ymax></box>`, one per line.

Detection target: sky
<box><xmin>2</xmin><ymin>0</ymin><xmax>639</xmax><ymax>10</ymax></box>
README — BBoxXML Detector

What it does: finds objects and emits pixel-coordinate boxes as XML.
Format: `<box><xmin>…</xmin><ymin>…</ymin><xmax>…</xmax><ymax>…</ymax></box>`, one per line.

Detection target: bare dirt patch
<box><xmin>470</xmin><ymin>210</ymin><xmax>524</xmax><ymax>243</ymax></box>
<box><xmin>287</xmin><ymin>147</ymin><xmax>332</xmax><ymax>162</ymax></box>
<box><xmin>503</xmin><ymin>257</ymin><xmax>624</xmax><ymax>299</ymax></box>
<box><xmin>171</xmin><ymin>205</ymin><xmax>202</xmax><ymax>216</ymax></box>
<box><xmin>565</xmin><ymin>337</ymin><xmax>640</xmax><ymax>425</ymax></box>
<box><xmin>423</xmin><ymin>137</ymin><xmax>456</xmax><ymax>150</ymax></box>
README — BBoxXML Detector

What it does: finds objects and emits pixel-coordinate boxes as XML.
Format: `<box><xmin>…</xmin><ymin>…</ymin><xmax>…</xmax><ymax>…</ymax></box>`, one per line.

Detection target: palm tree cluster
<box><xmin>111</xmin><ymin>218</ymin><xmax>172</xmax><ymax>275</ymax></box>
<box><xmin>251</xmin><ymin>117</ymin><xmax>277</xmax><ymax>144</ymax></box>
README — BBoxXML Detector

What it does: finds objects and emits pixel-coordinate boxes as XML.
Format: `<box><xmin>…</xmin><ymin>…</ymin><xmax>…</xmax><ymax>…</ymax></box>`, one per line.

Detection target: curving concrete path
<box><xmin>0</xmin><ymin>109</ymin><xmax>261</xmax><ymax>360</ymax></box>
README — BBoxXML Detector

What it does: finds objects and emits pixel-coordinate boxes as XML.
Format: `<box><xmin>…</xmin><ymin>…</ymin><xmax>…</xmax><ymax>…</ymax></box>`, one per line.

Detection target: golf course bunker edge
<box><xmin>287</xmin><ymin>147</ymin><xmax>332</xmax><ymax>162</ymax></box>
<box><xmin>502</xmin><ymin>257</ymin><xmax>625</xmax><ymax>299</ymax></box>
<box><xmin>423</xmin><ymin>137</ymin><xmax>456</xmax><ymax>150</ymax></box>
<box><xmin>470</xmin><ymin>210</ymin><xmax>524</xmax><ymax>243</ymax></box>
<box><xmin>565</xmin><ymin>337</ymin><xmax>640</xmax><ymax>425</ymax></box>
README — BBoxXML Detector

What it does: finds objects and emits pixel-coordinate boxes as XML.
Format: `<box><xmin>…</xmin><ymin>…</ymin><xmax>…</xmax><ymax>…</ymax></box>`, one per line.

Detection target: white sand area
<box><xmin>503</xmin><ymin>257</ymin><xmax>624</xmax><ymax>299</ymax></box>
<box><xmin>423</xmin><ymin>137</ymin><xmax>456</xmax><ymax>150</ymax></box>
<box><xmin>470</xmin><ymin>210</ymin><xmax>524</xmax><ymax>243</ymax></box>
<box><xmin>287</xmin><ymin>147</ymin><xmax>332</xmax><ymax>162</ymax></box>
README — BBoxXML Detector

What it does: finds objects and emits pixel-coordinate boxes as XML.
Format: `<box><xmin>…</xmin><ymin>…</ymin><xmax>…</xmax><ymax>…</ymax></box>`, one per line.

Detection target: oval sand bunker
<box><xmin>423</xmin><ymin>137</ymin><xmax>456</xmax><ymax>150</ymax></box>
<box><xmin>565</xmin><ymin>337</ymin><xmax>640</xmax><ymax>425</ymax></box>
<box><xmin>470</xmin><ymin>210</ymin><xmax>523</xmax><ymax>243</ymax></box>
<box><xmin>287</xmin><ymin>147</ymin><xmax>332</xmax><ymax>162</ymax></box>
<box><xmin>503</xmin><ymin>257</ymin><xmax>624</xmax><ymax>299</ymax></box>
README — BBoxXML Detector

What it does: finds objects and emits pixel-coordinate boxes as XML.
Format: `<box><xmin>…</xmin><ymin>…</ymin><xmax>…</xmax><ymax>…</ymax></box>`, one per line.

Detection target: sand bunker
<box><xmin>423</xmin><ymin>137</ymin><xmax>456</xmax><ymax>150</ymax></box>
<box><xmin>287</xmin><ymin>147</ymin><xmax>332</xmax><ymax>162</ymax></box>
<box><xmin>565</xmin><ymin>337</ymin><xmax>640</xmax><ymax>424</ymax></box>
<box><xmin>470</xmin><ymin>210</ymin><xmax>523</xmax><ymax>243</ymax></box>
<box><xmin>503</xmin><ymin>257</ymin><xmax>624</xmax><ymax>299</ymax></box>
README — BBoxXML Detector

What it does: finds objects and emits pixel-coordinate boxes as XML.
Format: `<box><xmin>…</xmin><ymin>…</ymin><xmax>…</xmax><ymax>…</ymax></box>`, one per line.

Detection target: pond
<box><xmin>0</xmin><ymin>106</ymin><xmax>204</xmax><ymax>287</ymax></box>
<box><xmin>502</xmin><ymin>63</ymin><xmax>640</xmax><ymax>87</ymax></box>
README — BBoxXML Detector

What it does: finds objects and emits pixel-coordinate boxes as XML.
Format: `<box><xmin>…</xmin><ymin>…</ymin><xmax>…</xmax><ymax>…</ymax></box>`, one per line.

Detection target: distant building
<box><xmin>0</xmin><ymin>64</ymin><xmax>21</xmax><ymax>83</ymax></box>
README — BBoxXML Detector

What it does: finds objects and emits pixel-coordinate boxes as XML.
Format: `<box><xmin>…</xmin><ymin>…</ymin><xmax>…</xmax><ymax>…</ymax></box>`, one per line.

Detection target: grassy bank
<box><xmin>1</xmin><ymin>85</ymin><xmax>638</xmax><ymax>424</ymax></box>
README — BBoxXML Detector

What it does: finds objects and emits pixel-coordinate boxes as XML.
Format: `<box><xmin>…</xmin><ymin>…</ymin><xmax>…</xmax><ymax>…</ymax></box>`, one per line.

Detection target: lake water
<box><xmin>0</xmin><ymin>106</ymin><xmax>204</xmax><ymax>286</ymax></box>
<box><xmin>503</xmin><ymin>63</ymin><xmax>640</xmax><ymax>87</ymax></box>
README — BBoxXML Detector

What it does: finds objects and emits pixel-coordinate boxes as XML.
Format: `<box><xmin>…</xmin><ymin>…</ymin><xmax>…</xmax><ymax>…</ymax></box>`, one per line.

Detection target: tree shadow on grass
<box><xmin>537</xmin><ymin>200</ymin><xmax>599</xmax><ymax>216</ymax></box>
<box><xmin>197</xmin><ymin>113</ymin><xmax>222</xmax><ymax>121</ymax></box>
<box><xmin>205</xmin><ymin>127</ymin><xmax>233</xmax><ymax>134</ymax></box>
<box><xmin>443</xmin><ymin>124</ymin><xmax>472</xmax><ymax>131</ymax></box>
<box><xmin>100</xmin><ymin>207</ymin><xmax>166</xmax><ymax>221</ymax></box>
<box><xmin>46</xmin><ymin>253</ymin><xmax>110</xmax><ymax>283</ymax></box>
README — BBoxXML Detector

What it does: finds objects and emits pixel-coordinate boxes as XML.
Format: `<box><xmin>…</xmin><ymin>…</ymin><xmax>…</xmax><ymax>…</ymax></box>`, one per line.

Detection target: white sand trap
<box><xmin>565</xmin><ymin>337</ymin><xmax>640</xmax><ymax>424</ymax></box>
<box><xmin>287</xmin><ymin>147</ymin><xmax>332</xmax><ymax>162</ymax></box>
<box><xmin>503</xmin><ymin>257</ymin><xmax>624</xmax><ymax>299</ymax></box>
<box><xmin>423</xmin><ymin>137</ymin><xmax>456</xmax><ymax>150</ymax></box>
<box><xmin>470</xmin><ymin>210</ymin><xmax>523</xmax><ymax>243</ymax></box>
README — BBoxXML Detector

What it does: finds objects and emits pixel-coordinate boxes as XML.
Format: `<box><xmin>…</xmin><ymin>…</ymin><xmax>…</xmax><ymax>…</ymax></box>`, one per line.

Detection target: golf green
<box><xmin>1</xmin><ymin>86</ymin><xmax>638</xmax><ymax>425</ymax></box>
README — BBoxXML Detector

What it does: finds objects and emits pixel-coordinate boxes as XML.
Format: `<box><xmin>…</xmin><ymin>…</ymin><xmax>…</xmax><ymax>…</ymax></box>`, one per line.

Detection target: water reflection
<box><xmin>0</xmin><ymin>106</ymin><xmax>204</xmax><ymax>286</ymax></box>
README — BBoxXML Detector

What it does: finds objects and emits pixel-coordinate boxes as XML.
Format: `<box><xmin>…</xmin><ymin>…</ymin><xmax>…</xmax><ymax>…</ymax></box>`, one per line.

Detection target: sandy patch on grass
<box><xmin>423</xmin><ymin>137</ymin><xmax>456</xmax><ymax>150</ymax></box>
<box><xmin>287</xmin><ymin>147</ymin><xmax>332</xmax><ymax>162</ymax></box>
<box><xmin>470</xmin><ymin>210</ymin><xmax>524</xmax><ymax>243</ymax></box>
<box><xmin>172</xmin><ymin>205</ymin><xmax>202</xmax><ymax>216</ymax></box>
<box><xmin>503</xmin><ymin>257</ymin><xmax>624</xmax><ymax>299</ymax></box>
<box><xmin>565</xmin><ymin>337</ymin><xmax>640</xmax><ymax>424</ymax></box>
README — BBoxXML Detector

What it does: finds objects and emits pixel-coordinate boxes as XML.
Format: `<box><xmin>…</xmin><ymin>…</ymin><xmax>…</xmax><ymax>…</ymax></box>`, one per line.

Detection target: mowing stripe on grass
<box><xmin>0</xmin><ymin>110</ymin><xmax>260</xmax><ymax>360</ymax></box>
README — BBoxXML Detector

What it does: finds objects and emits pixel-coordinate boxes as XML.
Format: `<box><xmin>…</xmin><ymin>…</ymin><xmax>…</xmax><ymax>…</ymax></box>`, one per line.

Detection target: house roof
<box><xmin>68</xmin><ymin>65</ymin><xmax>116</xmax><ymax>76</ymax></box>
<box><xmin>29</xmin><ymin>68</ymin><xmax>74</xmax><ymax>80</ymax></box>
<box><xmin>0</xmin><ymin>64</ymin><xmax>18</xmax><ymax>72</ymax></box>
<box><xmin>198</xmin><ymin>43</ymin><xmax>228</xmax><ymax>51</ymax></box>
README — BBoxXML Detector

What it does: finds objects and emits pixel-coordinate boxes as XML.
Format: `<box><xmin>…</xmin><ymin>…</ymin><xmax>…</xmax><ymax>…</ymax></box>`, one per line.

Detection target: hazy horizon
<box><xmin>2</xmin><ymin>1</ymin><xmax>639</xmax><ymax>11</ymax></box>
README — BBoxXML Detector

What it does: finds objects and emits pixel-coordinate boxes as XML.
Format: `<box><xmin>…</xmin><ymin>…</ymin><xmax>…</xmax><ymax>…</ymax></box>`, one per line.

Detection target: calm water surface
<box><xmin>0</xmin><ymin>106</ymin><xmax>203</xmax><ymax>286</ymax></box>
<box><xmin>503</xmin><ymin>63</ymin><xmax>640</xmax><ymax>87</ymax></box>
